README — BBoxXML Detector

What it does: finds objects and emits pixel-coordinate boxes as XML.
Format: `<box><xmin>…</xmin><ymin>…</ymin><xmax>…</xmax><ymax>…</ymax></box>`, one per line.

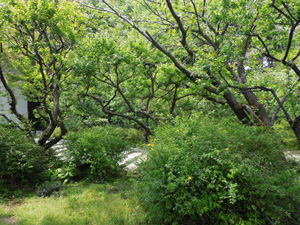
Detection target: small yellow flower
<box><xmin>226</xmin><ymin>148</ymin><xmax>229</xmax><ymax>151</ymax></box>
<box><xmin>188</xmin><ymin>177</ymin><xmax>192</xmax><ymax>180</ymax></box>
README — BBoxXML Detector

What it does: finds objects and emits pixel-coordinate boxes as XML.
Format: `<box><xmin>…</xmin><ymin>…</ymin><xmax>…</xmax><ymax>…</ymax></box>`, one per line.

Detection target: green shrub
<box><xmin>36</xmin><ymin>181</ymin><xmax>62</xmax><ymax>197</ymax></box>
<box><xmin>0</xmin><ymin>125</ymin><xmax>48</xmax><ymax>197</ymax></box>
<box><xmin>274</xmin><ymin>120</ymin><xmax>299</xmax><ymax>149</ymax></box>
<box><xmin>108</xmin><ymin>126</ymin><xmax>144</xmax><ymax>144</ymax></box>
<box><xmin>59</xmin><ymin>127</ymin><xmax>129</xmax><ymax>182</ymax></box>
<box><xmin>137</xmin><ymin>115</ymin><xmax>300</xmax><ymax>224</ymax></box>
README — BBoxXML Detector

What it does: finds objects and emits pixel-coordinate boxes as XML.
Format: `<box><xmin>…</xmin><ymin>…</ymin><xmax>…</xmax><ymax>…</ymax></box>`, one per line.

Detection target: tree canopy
<box><xmin>1</xmin><ymin>0</ymin><xmax>300</xmax><ymax>146</ymax></box>
<box><xmin>0</xmin><ymin>0</ymin><xmax>87</xmax><ymax>148</ymax></box>
<box><xmin>94</xmin><ymin>0</ymin><xmax>300</xmax><ymax>144</ymax></box>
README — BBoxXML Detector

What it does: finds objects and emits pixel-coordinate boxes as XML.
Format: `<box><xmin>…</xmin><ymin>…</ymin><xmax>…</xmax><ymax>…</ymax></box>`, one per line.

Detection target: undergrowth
<box><xmin>137</xmin><ymin>115</ymin><xmax>300</xmax><ymax>224</ymax></box>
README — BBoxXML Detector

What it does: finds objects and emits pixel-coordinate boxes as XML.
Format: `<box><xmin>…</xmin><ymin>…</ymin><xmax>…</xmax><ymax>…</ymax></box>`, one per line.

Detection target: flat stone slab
<box><xmin>120</xmin><ymin>152</ymin><xmax>144</xmax><ymax>165</ymax></box>
<box><xmin>284</xmin><ymin>151</ymin><xmax>300</xmax><ymax>162</ymax></box>
<box><xmin>120</xmin><ymin>148</ymin><xmax>147</xmax><ymax>170</ymax></box>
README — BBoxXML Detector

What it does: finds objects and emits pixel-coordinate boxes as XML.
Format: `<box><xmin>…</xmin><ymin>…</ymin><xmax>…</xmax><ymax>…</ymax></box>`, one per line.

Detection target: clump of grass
<box><xmin>0</xmin><ymin>180</ymin><xmax>145</xmax><ymax>225</ymax></box>
<box><xmin>0</xmin><ymin>205</ymin><xmax>14</xmax><ymax>221</ymax></box>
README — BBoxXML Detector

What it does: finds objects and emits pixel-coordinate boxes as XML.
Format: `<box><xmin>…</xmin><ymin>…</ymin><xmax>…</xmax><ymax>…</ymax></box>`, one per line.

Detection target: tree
<box><xmin>70</xmin><ymin>31</ymin><xmax>200</xmax><ymax>141</ymax></box>
<box><xmin>81</xmin><ymin>0</ymin><xmax>300</xmax><ymax>146</ymax></box>
<box><xmin>0</xmin><ymin>0</ymin><xmax>87</xmax><ymax>148</ymax></box>
<box><xmin>249</xmin><ymin>0</ymin><xmax>300</xmax><ymax>144</ymax></box>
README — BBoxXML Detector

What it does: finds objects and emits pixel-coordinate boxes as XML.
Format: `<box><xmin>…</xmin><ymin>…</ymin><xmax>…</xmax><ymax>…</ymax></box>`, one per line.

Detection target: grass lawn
<box><xmin>0</xmin><ymin>179</ymin><xmax>145</xmax><ymax>225</ymax></box>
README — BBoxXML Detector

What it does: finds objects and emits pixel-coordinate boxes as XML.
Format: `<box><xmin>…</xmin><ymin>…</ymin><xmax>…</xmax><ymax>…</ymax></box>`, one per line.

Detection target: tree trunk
<box><xmin>292</xmin><ymin>126</ymin><xmax>300</xmax><ymax>148</ymax></box>
<box><xmin>230</xmin><ymin>63</ymin><xmax>271</xmax><ymax>126</ymax></box>
<box><xmin>38</xmin><ymin>84</ymin><xmax>62</xmax><ymax>148</ymax></box>
<box><xmin>144</xmin><ymin>127</ymin><xmax>151</xmax><ymax>143</ymax></box>
<box><xmin>241</xmin><ymin>90</ymin><xmax>271</xmax><ymax>125</ymax></box>
<box><xmin>223</xmin><ymin>90</ymin><xmax>250</xmax><ymax>124</ymax></box>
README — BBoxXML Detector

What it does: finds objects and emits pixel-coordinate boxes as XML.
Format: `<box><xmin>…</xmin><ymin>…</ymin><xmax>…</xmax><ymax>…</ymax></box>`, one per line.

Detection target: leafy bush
<box><xmin>137</xmin><ymin>115</ymin><xmax>300</xmax><ymax>224</ymax></box>
<box><xmin>59</xmin><ymin>127</ymin><xmax>129</xmax><ymax>182</ymax></box>
<box><xmin>107</xmin><ymin>126</ymin><xmax>144</xmax><ymax>144</ymax></box>
<box><xmin>36</xmin><ymin>181</ymin><xmax>62</xmax><ymax>197</ymax></box>
<box><xmin>274</xmin><ymin>120</ymin><xmax>299</xmax><ymax>149</ymax></box>
<box><xmin>0</xmin><ymin>125</ymin><xmax>48</xmax><ymax>197</ymax></box>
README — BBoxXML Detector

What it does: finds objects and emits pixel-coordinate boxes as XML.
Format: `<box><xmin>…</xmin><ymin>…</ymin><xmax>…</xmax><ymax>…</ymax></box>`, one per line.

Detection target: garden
<box><xmin>1</xmin><ymin>0</ymin><xmax>300</xmax><ymax>224</ymax></box>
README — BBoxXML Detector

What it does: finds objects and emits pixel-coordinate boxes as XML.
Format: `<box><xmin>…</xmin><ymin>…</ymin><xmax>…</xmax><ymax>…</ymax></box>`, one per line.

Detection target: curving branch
<box><xmin>145</xmin><ymin>31</ymin><xmax>196</xmax><ymax>81</ymax></box>
<box><xmin>85</xmin><ymin>93</ymin><xmax>152</xmax><ymax>141</ymax></box>
<box><xmin>270</xmin><ymin>78</ymin><xmax>300</xmax><ymax>125</ymax></box>
<box><xmin>165</xmin><ymin>0</ymin><xmax>194</xmax><ymax>59</ymax></box>
<box><xmin>282</xmin><ymin>19</ymin><xmax>300</xmax><ymax>62</ymax></box>
<box><xmin>280</xmin><ymin>1</ymin><xmax>297</xmax><ymax>22</ymax></box>
<box><xmin>0</xmin><ymin>64</ymin><xmax>26</xmax><ymax>123</ymax></box>
<box><xmin>142</xmin><ymin>0</ymin><xmax>173</xmax><ymax>25</ymax></box>
<box><xmin>251</xmin><ymin>33</ymin><xmax>281</xmax><ymax>63</ymax></box>
<box><xmin>102</xmin><ymin>0</ymin><xmax>152</xmax><ymax>41</ymax></box>
<box><xmin>271</xmin><ymin>0</ymin><xmax>292</xmax><ymax>23</ymax></box>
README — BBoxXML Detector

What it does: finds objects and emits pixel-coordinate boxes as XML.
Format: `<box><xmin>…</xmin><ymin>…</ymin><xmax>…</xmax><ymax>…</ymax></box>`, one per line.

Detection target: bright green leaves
<box><xmin>27</xmin><ymin>0</ymin><xmax>57</xmax><ymax>23</ymax></box>
<box><xmin>0</xmin><ymin>0</ymin><xmax>87</xmax><ymax>146</ymax></box>
<box><xmin>0</xmin><ymin>0</ymin><xmax>87</xmax><ymax>89</ymax></box>
<box><xmin>138</xmin><ymin>115</ymin><xmax>300</xmax><ymax>224</ymax></box>
<box><xmin>1</xmin><ymin>0</ymin><xmax>87</xmax><ymax>59</ymax></box>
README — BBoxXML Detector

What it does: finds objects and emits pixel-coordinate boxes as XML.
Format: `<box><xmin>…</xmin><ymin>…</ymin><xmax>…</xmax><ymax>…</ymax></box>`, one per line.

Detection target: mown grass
<box><xmin>0</xmin><ymin>179</ymin><xmax>145</xmax><ymax>225</ymax></box>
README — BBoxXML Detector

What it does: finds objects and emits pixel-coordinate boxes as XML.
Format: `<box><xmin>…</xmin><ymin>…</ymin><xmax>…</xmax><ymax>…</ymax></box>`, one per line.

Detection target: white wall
<box><xmin>0</xmin><ymin>83</ymin><xmax>27</xmax><ymax>123</ymax></box>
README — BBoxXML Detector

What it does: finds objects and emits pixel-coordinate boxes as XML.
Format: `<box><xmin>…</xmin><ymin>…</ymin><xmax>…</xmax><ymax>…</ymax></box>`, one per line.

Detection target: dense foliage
<box><xmin>104</xmin><ymin>126</ymin><xmax>144</xmax><ymax>145</ymax></box>
<box><xmin>0</xmin><ymin>0</ymin><xmax>87</xmax><ymax>148</ymax></box>
<box><xmin>0</xmin><ymin>1</ymin><xmax>300</xmax><ymax>224</ymax></box>
<box><xmin>0</xmin><ymin>125</ymin><xmax>48</xmax><ymax>197</ymax></box>
<box><xmin>2</xmin><ymin>0</ymin><xmax>300</xmax><ymax>146</ymax></box>
<box><xmin>95</xmin><ymin>0</ymin><xmax>300</xmax><ymax>146</ymax></box>
<box><xmin>55</xmin><ymin>127</ymin><xmax>129</xmax><ymax>182</ymax></box>
<box><xmin>137</xmin><ymin>116</ymin><xmax>300</xmax><ymax>224</ymax></box>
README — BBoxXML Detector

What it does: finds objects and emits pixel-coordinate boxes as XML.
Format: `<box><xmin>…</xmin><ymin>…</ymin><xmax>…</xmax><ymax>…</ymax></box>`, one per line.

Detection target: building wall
<box><xmin>0</xmin><ymin>83</ymin><xmax>28</xmax><ymax>123</ymax></box>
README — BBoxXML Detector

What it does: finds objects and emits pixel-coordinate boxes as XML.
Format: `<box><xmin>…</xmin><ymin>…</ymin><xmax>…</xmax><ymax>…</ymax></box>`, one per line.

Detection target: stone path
<box><xmin>51</xmin><ymin>140</ymin><xmax>147</xmax><ymax>170</ymax></box>
<box><xmin>119</xmin><ymin>148</ymin><xmax>147</xmax><ymax>170</ymax></box>
<box><xmin>51</xmin><ymin>139</ymin><xmax>68</xmax><ymax>160</ymax></box>
<box><xmin>284</xmin><ymin>151</ymin><xmax>300</xmax><ymax>162</ymax></box>
<box><xmin>49</xmin><ymin>140</ymin><xmax>300</xmax><ymax>170</ymax></box>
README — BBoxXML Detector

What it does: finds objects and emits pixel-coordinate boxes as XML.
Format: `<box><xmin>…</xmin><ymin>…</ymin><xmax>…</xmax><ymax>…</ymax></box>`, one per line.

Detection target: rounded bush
<box><xmin>0</xmin><ymin>125</ymin><xmax>47</xmax><ymax>184</ymax></box>
<box><xmin>61</xmin><ymin>127</ymin><xmax>129</xmax><ymax>182</ymax></box>
<box><xmin>137</xmin><ymin>116</ymin><xmax>300</xmax><ymax>224</ymax></box>
<box><xmin>110</xmin><ymin>127</ymin><xmax>144</xmax><ymax>144</ymax></box>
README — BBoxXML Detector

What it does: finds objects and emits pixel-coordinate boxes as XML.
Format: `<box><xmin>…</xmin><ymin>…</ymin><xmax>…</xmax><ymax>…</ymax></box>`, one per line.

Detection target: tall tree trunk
<box><xmin>38</xmin><ymin>84</ymin><xmax>62</xmax><ymax>148</ymax></box>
